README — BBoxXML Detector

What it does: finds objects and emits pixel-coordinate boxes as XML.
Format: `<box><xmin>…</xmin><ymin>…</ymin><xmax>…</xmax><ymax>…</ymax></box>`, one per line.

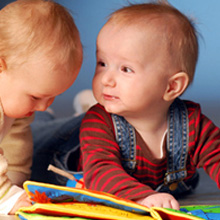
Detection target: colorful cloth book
<box><xmin>16</xmin><ymin>181</ymin><xmax>219</xmax><ymax>220</ymax></box>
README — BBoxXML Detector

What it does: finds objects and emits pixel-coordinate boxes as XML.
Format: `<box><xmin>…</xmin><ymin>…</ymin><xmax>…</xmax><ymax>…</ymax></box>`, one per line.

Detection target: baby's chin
<box><xmin>5</xmin><ymin>112</ymin><xmax>33</xmax><ymax>119</ymax></box>
<box><xmin>103</xmin><ymin>105</ymin><xmax>121</xmax><ymax>115</ymax></box>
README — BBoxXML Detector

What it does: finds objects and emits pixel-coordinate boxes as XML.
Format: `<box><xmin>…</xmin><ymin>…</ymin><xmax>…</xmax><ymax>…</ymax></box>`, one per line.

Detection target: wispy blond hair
<box><xmin>0</xmin><ymin>0</ymin><xmax>82</xmax><ymax>73</ymax></box>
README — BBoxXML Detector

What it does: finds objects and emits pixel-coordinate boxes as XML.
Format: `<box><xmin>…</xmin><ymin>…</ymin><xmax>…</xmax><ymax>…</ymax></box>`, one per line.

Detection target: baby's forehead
<box><xmin>109</xmin><ymin>11</ymin><xmax>179</xmax><ymax>31</ymax></box>
<box><xmin>103</xmin><ymin>14</ymin><xmax>179</xmax><ymax>47</ymax></box>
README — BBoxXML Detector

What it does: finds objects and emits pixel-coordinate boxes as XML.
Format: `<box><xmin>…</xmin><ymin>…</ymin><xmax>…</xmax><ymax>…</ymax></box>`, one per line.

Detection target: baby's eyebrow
<box><xmin>36</xmin><ymin>94</ymin><xmax>50</xmax><ymax>97</ymax></box>
<box><xmin>96</xmin><ymin>48</ymin><xmax>105</xmax><ymax>55</ymax></box>
<box><xmin>96</xmin><ymin>49</ymin><xmax>99</xmax><ymax>55</ymax></box>
<box><xmin>33</xmin><ymin>93</ymin><xmax>54</xmax><ymax>98</ymax></box>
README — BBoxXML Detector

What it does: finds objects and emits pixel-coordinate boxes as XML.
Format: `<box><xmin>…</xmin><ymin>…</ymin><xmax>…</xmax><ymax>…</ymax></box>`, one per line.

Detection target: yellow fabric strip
<box><xmin>18</xmin><ymin>202</ymin><xmax>154</xmax><ymax>220</ymax></box>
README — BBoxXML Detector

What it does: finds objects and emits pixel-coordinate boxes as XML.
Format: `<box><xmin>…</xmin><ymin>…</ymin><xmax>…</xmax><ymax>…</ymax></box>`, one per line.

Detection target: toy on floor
<box><xmin>16</xmin><ymin>180</ymin><xmax>214</xmax><ymax>220</ymax></box>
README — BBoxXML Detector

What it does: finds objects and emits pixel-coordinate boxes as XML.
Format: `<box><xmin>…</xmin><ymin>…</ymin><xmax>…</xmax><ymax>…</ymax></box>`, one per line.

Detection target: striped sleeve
<box><xmin>80</xmin><ymin>104</ymin><xmax>155</xmax><ymax>200</ymax></box>
<box><xmin>187</xmin><ymin>101</ymin><xmax>220</xmax><ymax>187</ymax></box>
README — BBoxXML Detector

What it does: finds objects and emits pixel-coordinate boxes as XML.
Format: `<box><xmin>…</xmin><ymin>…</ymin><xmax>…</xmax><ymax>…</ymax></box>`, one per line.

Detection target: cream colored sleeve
<box><xmin>0</xmin><ymin>153</ymin><xmax>25</xmax><ymax>215</ymax></box>
<box><xmin>0</xmin><ymin>114</ymin><xmax>34</xmax><ymax>186</ymax></box>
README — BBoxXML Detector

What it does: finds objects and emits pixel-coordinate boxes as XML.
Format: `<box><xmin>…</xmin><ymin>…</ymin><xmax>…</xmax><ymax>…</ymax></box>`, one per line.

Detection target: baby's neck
<box><xmin>139</xmin><ymin>123</ymin><xmax>167</xmax><ymax>159</ymax></box>
<box><xmin>125</xmin><ymin>114</ymin><xmax>168</xmax><ymax>159</ymax></box>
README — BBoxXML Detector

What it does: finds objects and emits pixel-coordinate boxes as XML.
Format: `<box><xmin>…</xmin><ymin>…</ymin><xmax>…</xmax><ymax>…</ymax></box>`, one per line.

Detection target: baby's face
<box><xmin>0</xmin><ymin>52</ymin><xmax>78</xmax><ymax>118</ymax></box>
<box><xmin>93</xmin><ymin>22</ymin><xmax>175</xmax><ymax>118</ymax></box>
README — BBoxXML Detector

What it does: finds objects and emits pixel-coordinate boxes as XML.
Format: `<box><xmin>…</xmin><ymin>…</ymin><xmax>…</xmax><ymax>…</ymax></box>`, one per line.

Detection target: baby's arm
<box><xmin>80</xmin><ymin>106</ymin><xmax>155</xmax><ymax>199</ymax></box>
<box><xmin>136</xmin><ymin>192</ymin><xmax>180</xmax><ymax>210</ymax></box>
<box><xmin>80</xmin><ymin>106</ymin><xmax>181</xmax><ymax>210</ymax></box>
<box><xmin>8</xmin><ymin>190</ymin><xmax>31</xmax><ymax>215</ymax></box>
<box><xmin>0</xmin><ymin>116</ymin><xmax>34</xmax><ymax>186</ymax></box>
<box><xmin>0</xmin><ymin>185</ymin><xmax>32</xmax><ymax>215</ymax></box>
<box><xmin>0</xmin><ymin>149</ymin><xmax>31</xmax><ymax>215</ymax></box>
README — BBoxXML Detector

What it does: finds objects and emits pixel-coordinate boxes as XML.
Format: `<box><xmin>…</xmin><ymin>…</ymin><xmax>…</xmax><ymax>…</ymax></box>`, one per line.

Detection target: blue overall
<box><xmin>111</xmin><ymin>98</ymin><xmax>199</xmax><ymax>198</ymax></box>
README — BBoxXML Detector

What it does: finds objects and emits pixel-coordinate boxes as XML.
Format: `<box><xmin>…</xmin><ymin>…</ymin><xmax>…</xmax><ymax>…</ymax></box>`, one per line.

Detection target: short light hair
<box><xmin>0</xmin><ymin>0</ymin><xmax>82</xmax><ymax>73</ymax></box>
<box><xmin>105</xmin><ymin>1</ymin><xmax>199</xmax><ymax>84</ymax></box>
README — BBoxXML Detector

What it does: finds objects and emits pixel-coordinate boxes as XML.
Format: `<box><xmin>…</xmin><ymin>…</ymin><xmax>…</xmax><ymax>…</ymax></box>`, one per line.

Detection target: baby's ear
<box><xmin>163</xmin><ymin>72</ymin><xmax>189</xmax><ymax>101</ymax></box>
<box><xmin>0</xmin><ymin>58</ymin><xmax>7</xmax><ymax>73</ymax></box>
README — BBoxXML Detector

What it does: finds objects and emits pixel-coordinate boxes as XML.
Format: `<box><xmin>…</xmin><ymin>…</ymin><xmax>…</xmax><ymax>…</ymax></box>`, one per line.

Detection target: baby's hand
<box><xmin>9</xmin><ymin>192</ymin><xmax>32</xmax><ymax>215</ymax></box>
<box><xmin>136</xmin><ymin>192</ymin><xmax>180</xmax><ymax>210</ymax></box>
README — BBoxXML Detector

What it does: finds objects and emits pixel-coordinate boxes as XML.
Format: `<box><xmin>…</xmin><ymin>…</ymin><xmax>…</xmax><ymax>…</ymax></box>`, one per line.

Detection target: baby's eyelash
<box><xmin>121</xmin><ymin>66</ymin><xmax>134</xmax><ymax>73</ymax></box>
<box><xmin>97</xmin><ymin>61</ymin><xmax>107</xmax><ymax>67</ymax></box>
<box><xmin>32</xmin><ymin>96</ymin><xmax>40</xmax><ymax>100</ymax></box>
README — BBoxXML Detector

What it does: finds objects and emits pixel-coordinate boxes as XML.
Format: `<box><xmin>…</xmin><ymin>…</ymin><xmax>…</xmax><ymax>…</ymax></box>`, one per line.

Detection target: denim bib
<box><xmin>111</xmin><ymin>98</ymin><xmax>199</xmax><ymax>197</ymax></box>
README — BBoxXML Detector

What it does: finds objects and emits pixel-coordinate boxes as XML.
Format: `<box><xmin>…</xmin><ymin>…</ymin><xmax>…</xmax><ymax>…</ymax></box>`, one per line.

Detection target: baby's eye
<box><xmin>121</xmin><ymin>66</ymin><xmax>134</xmax><ymax>73</ymax></box>
<box><xmin>97</xmin><ymin>61</ymin><xmax>107</xmax><ymax>67</ymax></box>
<box><xmin>31</xmin><ymin>96</ymin><xmax>40</xmax><ymax>101</ymax></box>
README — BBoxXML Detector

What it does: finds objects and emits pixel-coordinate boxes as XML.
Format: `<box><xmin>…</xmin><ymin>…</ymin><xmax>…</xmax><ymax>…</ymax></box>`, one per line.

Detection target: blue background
<box><xmin>1</xmin><ymin>0</ymin><xmax>219</xmax><ymax>126</ymax></box>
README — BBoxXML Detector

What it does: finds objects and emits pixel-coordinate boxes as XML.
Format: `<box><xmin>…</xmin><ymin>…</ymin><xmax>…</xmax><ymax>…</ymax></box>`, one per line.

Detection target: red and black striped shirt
<box><xmin>80</xmin><ymin>100</ymin><xmax>220</xmax><ymax>200</ymax></box>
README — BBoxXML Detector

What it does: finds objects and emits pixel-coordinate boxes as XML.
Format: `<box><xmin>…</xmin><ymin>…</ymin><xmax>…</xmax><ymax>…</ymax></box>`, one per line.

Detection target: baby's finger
<box><xmin>161</xmin><ymin>200</ymin><xmax>173</xmax><ymax>209</ymax></box>
<box><xmin>22</xmin><ymin>200</ymin><xmax>32</xmax><ymax>207</ymax></box>
<box><xmin>170</xmin><ymin>199</ymin><xmax>180</xmax><ymax>210</ymax></box>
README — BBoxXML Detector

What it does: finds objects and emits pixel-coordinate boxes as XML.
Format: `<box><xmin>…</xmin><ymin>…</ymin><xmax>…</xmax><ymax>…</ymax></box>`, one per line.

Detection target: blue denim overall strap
<box><xmin>111</xmin><ymin>114</ymin><xmax>136</xmax><ymax>174</ymax></box>
<box><xmin>111</xmin><ymin>99</ymin><xmax>198</xmax><ymax>196</ymax></box>
<box><xmin>164</xmin><ymin>98</ymin><xmax>189</xmax><ymax>185</ymax></box>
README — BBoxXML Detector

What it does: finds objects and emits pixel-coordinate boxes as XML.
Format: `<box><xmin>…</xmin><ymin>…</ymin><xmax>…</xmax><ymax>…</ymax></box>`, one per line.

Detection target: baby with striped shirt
<box><xmin>80</xmin><ymin>1</ymin><xmax>220</xmax><ymax>210</ymax></box>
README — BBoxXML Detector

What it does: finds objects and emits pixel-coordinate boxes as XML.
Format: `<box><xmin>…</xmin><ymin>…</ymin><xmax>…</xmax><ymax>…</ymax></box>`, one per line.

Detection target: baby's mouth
<box><xmin>103</xmin><ymin>94</ymin><xmax>119</xmax><ymax>100</ymax></box>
